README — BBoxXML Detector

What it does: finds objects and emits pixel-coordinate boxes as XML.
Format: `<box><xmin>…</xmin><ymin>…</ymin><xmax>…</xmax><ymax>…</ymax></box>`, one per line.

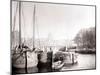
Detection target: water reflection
<box><xmin>12</xmin><ymin>66</ymin><xmax>38</xmax><ymax>74</ymax></box>
<box><xmin>12</xmin><ymin>64</ymin><xmax>52</xmax><ymax>74</ymax></box>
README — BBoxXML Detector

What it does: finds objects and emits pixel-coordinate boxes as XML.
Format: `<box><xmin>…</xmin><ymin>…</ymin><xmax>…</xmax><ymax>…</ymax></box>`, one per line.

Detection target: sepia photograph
<box><xmin>11</xmin><ymin>0</ymin><xmax>96</xmax><ymax>74</ymax></box>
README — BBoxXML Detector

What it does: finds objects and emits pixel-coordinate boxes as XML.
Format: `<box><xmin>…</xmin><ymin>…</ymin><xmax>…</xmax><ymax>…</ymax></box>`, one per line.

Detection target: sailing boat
<box><xmin>12</xmin><ymin>2</ymin><xmax>38</xmax><ymax>72</ymax></box>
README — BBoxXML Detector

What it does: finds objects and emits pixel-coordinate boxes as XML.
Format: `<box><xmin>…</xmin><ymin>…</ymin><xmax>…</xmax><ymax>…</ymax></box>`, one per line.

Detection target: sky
<box><xmin>12</xmin><ymin>1</ymin><xmax>95</xmax><ymax>40</ymax></box>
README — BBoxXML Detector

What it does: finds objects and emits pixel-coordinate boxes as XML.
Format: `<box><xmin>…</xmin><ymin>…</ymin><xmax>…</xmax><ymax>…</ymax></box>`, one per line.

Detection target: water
<box><xmin>61</xmin><ymin>54</ymin><xmax>96</xmax><ymax>71</ymax></box>
<box><xmin>12</xmin><ymin>53</ymin><xmax>96</xmax><ymax>74</ymax></box>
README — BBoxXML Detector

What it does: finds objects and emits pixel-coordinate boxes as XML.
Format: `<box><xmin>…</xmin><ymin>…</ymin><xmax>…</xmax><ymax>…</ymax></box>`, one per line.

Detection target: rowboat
<box><xmin>52</xmin><ymin>61</ymin><xmax>64</xmax><ymax>69</ymax></box>
<box><xmin>52</xmin><ymin>51</ymin><xmax>78</xmax><ymax>70</ymax></box>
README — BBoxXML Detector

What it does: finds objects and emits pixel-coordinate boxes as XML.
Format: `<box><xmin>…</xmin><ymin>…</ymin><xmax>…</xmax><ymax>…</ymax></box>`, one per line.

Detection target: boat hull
<box><xmin>12</xmin><ymin>51</ymin><xmax>38</xmax><ymax>68</ymax></box>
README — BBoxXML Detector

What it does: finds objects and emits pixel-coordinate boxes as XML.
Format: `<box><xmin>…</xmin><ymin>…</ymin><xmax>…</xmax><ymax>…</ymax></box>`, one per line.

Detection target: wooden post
<box><xmin>50</xmin><ymin>47</ymin><xmax>53</xmax><ymax>70</ymax></box>
<box><xmin>72</xmin><ymin>53</ymin><xmax>74</xmax><ymax>64</ymax></box>
<box><xmin>25</xmin><ymin>51</ymin><xmax>28</xmax><ymax>73</ymax></box>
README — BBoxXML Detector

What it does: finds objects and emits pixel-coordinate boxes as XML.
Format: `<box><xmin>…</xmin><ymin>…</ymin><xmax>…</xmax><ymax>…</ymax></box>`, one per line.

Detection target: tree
<box><xmin>74</xmin><ymin>27</ymin><xmax>96</xmax><ymax>49</ymax></box>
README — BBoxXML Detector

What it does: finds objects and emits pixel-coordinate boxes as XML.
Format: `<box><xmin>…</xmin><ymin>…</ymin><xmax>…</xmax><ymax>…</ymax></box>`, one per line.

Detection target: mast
<box><xmin>12</xmin><ymin>2</ymin><xmax>18</xmax><ymax>48</ymax></box>
<box><xmin>33</xmin><ymin>4</ymin><xmax>36</xmax><ymax>48</ymax></box>
<box><xmin>19</xmin><ymin>1</ymin><xmax>22</xmax><ymax>47</ymax></box>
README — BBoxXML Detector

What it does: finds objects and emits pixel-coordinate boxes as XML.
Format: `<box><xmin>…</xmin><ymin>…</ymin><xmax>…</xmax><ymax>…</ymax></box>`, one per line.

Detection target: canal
<box><xmin>61</xmin><ymin>54</ymin><xmax>96</xmax><ymax>71</ymax></box>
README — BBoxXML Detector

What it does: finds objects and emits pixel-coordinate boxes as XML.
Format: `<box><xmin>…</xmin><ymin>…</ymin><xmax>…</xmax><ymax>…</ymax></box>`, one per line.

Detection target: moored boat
<box><xmin>52</xmin><ymin>61</ymin><xmax>64</xmax><ymax>70</ymax></box>
<box><xmin>52</xmin><ymin>50</ymin><xmax>78</xmax><ymax>70</ymax></box>
<box><xmin>12</xmin><ymin>46</ymin><xmax>38</xmax><ymax>68</ymax></box>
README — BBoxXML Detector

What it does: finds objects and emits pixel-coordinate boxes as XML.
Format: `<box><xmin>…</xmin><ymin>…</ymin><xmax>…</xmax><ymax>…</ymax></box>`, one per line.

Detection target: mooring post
<box><xmin>72</xmin><ymin>53</ymin><xmax>74</xmax><ymax>64</ymax></box>
<box><xmin>25</xmin><ymin>51</ymin><xmax>28</xmax><ymax>73</ymax></box>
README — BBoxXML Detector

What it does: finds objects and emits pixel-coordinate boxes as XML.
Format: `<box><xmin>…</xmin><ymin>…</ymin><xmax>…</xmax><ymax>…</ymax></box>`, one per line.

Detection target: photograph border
<box><xmin>10</xmin><ymin>0</ymin><xmax>96</xmax><ymax>74</ymax></box>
